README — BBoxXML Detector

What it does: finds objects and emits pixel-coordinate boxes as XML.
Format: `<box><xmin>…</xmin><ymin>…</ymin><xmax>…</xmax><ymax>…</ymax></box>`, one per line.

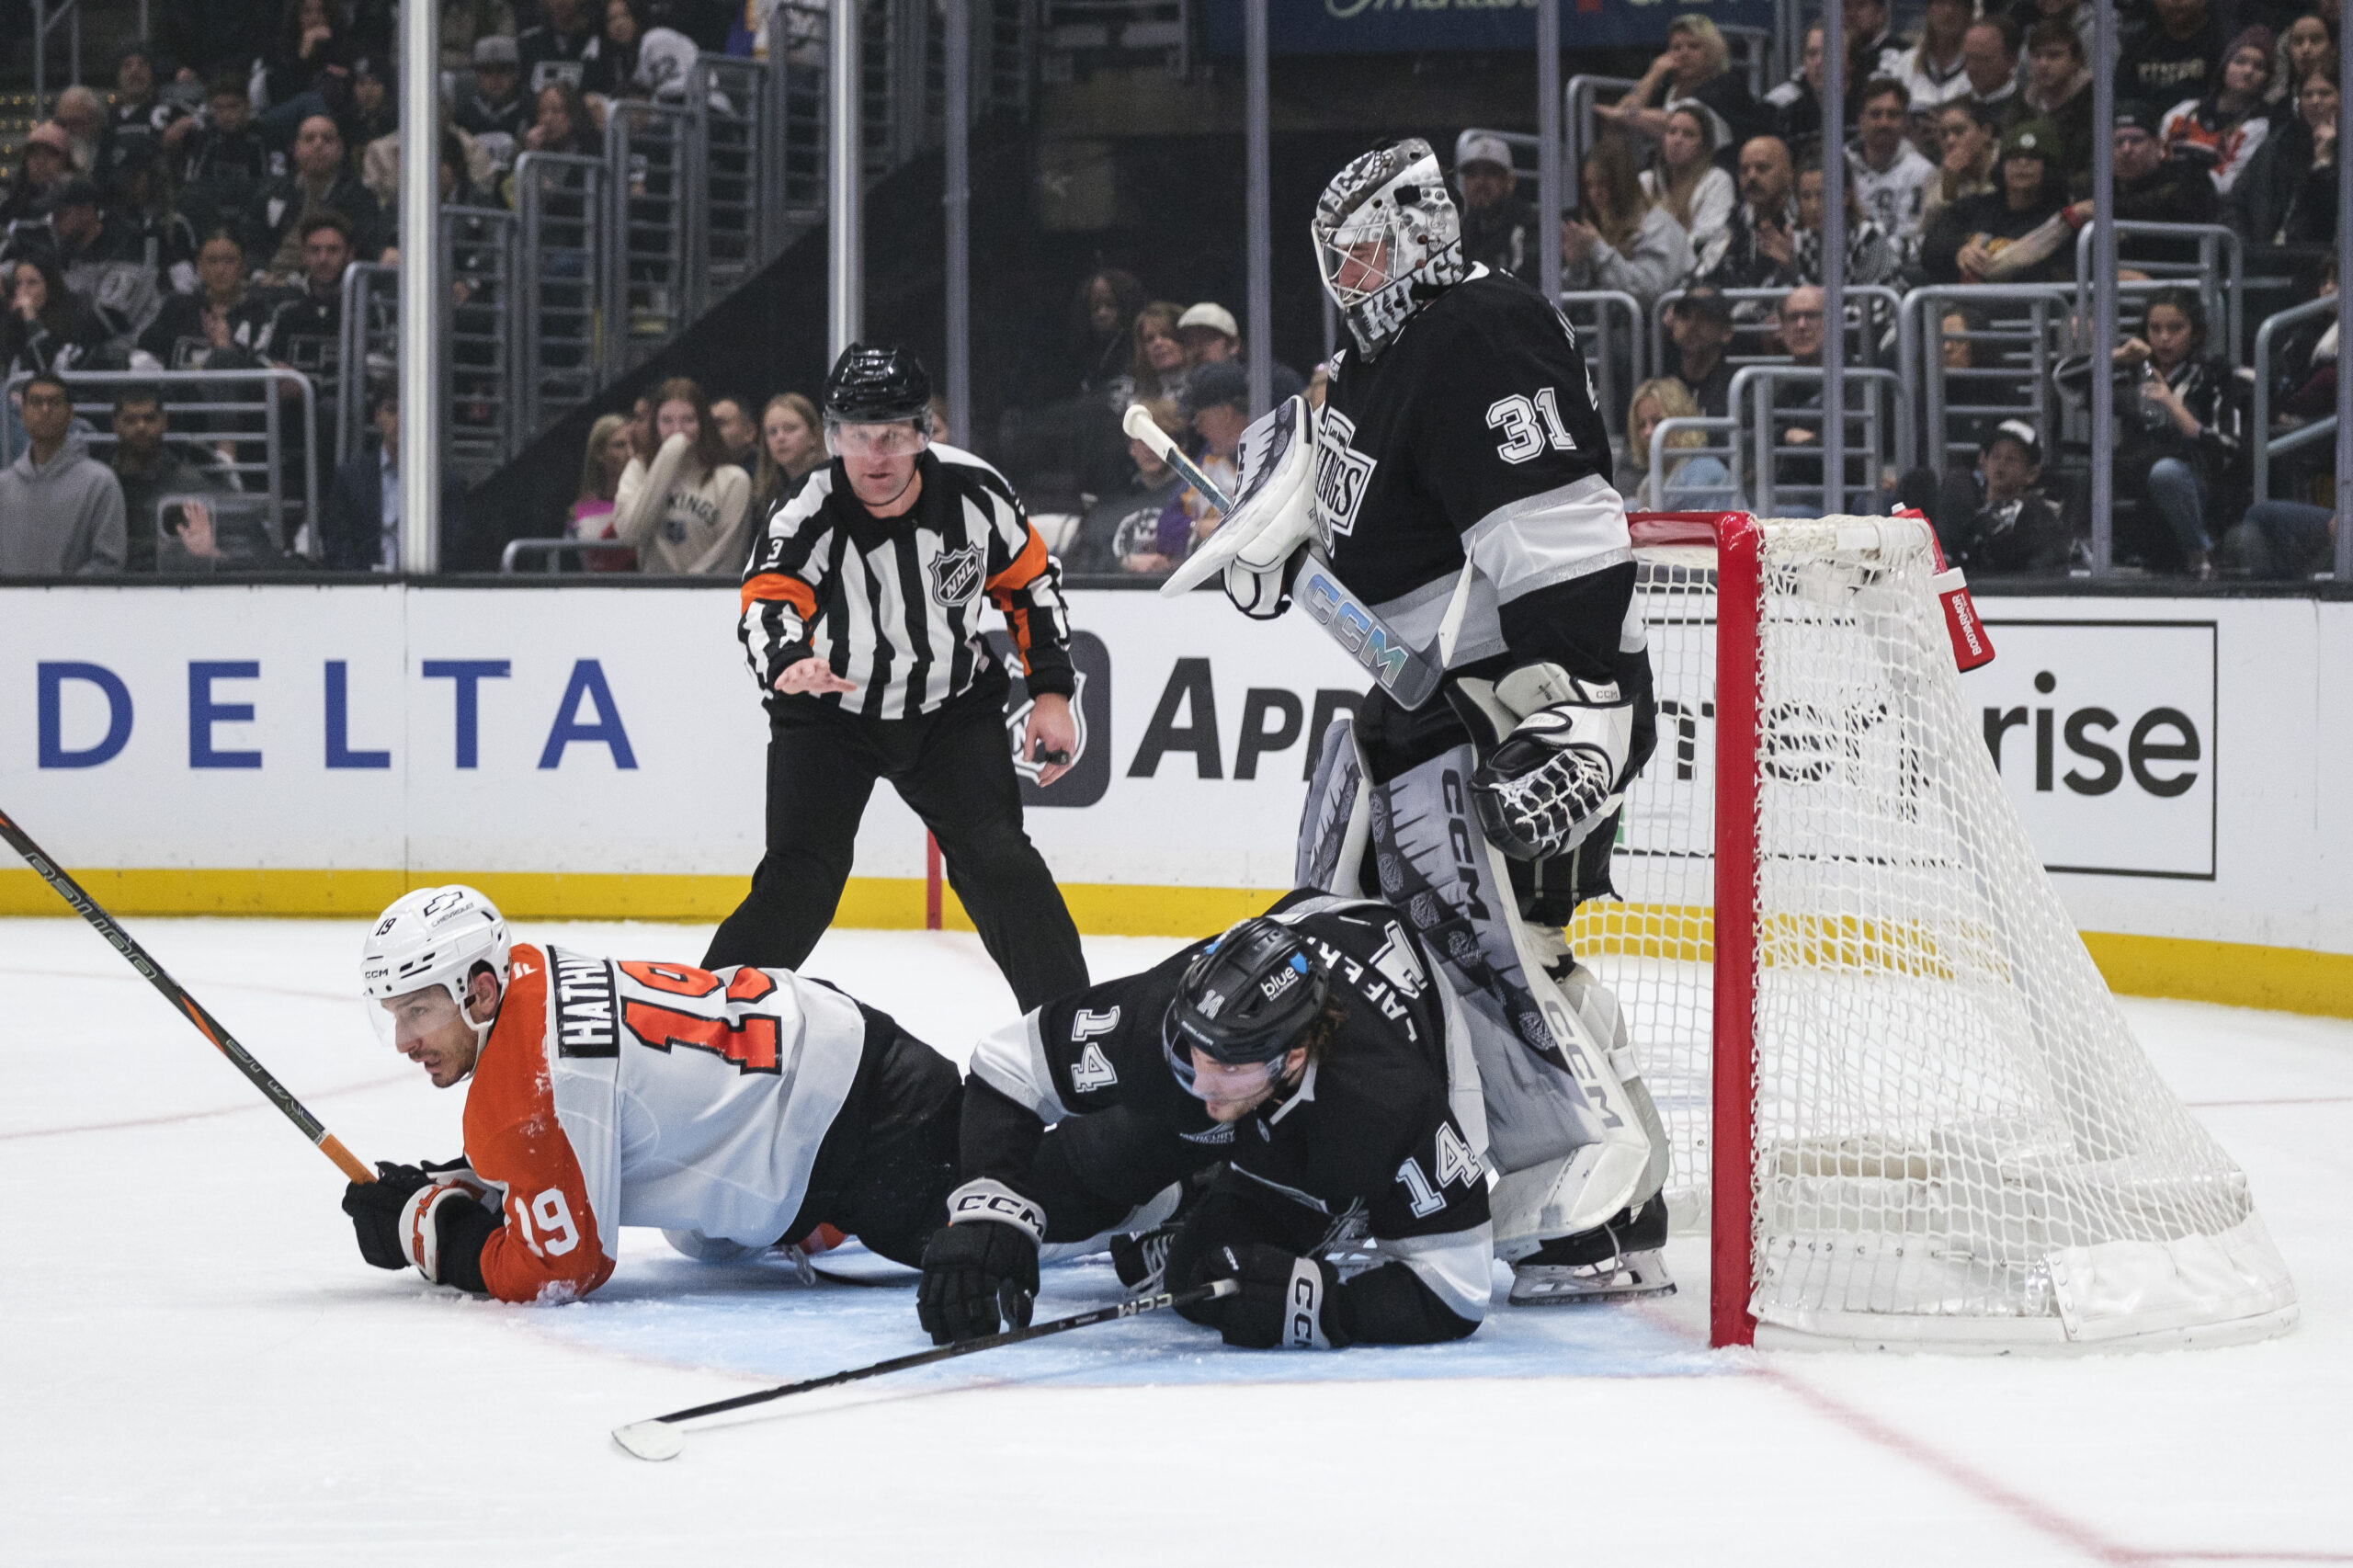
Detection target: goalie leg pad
<box><xmin>1360</xmin><ymin>741</ymin><xmax>1650</xmax><ymax>1213</ymax></box>
<box><xmin>1295</xmin><ymin>711</ymin><xmax>1372</xmax><ymax>897</ymax></box>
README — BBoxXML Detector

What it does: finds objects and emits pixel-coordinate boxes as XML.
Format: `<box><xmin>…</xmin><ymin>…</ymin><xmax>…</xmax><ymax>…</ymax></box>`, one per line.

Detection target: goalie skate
<box><xmin>1508</xmin><ymin>1248</ymin><xmax>1675</xmax><ymax>1305</ymax></box>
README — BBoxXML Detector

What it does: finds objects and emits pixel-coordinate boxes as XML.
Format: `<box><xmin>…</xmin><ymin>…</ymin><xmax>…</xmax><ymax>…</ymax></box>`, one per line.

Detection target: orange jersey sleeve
<box><xmin>461</xmin><ymin>947</ymin><xmax>619</xmax><ymax>1304</ymax></box>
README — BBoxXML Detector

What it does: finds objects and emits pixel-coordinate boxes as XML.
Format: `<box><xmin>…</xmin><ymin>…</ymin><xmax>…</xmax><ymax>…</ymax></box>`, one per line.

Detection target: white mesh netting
<box><xmin>1569</xmin><ymin>517</ymin><xmax>2295</xmax><ymax>1348</ymax></box>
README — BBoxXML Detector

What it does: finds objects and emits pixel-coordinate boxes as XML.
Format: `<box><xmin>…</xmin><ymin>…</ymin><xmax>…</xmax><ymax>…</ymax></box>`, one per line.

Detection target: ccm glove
<box><xmin>1471</xmin><ymin>674</ymin><xmax>1634</xmax><ymax>862</ymax></box>
<box><xmin>1194</xmin><ymin>1244</ymin><xmax>1356</xmax><ymax>1350</ymax></box>
<box><xmin>916</xmin><ymin>1180</ymin><xmax>1043</xmax><ymax>1346</ymax></box>
<box><xmin>341</xmin><ymin>1162</ymin><xmax>435</xmax><ymax>1270</ymax></box>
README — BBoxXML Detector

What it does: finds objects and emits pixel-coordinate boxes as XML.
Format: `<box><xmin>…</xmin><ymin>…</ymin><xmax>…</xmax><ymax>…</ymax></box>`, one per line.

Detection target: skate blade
<box><xmin>1507</xmin><ymin>1251</ymin><xmax>1676</xmax><ymax>1307</ymax></box>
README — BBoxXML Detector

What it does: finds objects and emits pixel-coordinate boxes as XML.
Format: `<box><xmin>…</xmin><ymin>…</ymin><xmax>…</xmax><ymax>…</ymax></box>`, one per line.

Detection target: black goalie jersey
<box><xmin>960</xmin><ymin>892</ymin><xmax>1495</xmax><ymax>1343</ymax></box>
<box><xmin>1314</xmin><ymin>264</ymin><xmax>1635</xmax><ymax>690</ymax></box>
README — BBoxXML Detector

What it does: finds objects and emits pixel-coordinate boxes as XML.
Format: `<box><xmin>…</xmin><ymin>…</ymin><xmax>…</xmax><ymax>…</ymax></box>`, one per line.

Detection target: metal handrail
<box><xmin>1652</xmin><ymin>284</ymin><xmax>1904</xmax><ymax>391</ymax></box>
<box><xmin>1557</xmin><ymin>289</ymin><xmax>1646</xmax><ymax>434</ymax></box>
<box><xmin>4</xmin><ymin>367</ymin><xmax>322</xmax><ymax>559</ymax></box>
<box><xmin>2074</xmin><ymin>221</ymin><xmax>2245</xmax><ymax>361</ymax></box>
<box><xmin>1897</xmin><ymin>282</ymin><xmax>2077</xmax><ymax>475</ymax></box>
<box><xmin>1564</xmin><ymin>74</ymin><xmax>1640</xmax><ymax>199</ymax></box>
<box><xmin>1644</xmin><ymin>415</ymin><xmax>1744</xmax><ymax>511</ymax></box>
<box><xmin>2251</xmin><ymin>295</ymin><xmax>2339</xmax><ymax>503</ymax></box>
<box><xmin>515</xmin><ymin>151</ymin><xmax>617</xmax><ymax>432</ymax></box>
<box><xmin>502</xmin><ymin>537</ymin><xmax>641</xmax><ymax>572</ymax></box>
<box><xmin>1729</xmin><ymin>363</ymin><xmax>1910</xmax><ymax>515</ymax></box>
<box><xmin>337</xmin><ymin>262</ymin><xmax>399</xmax><ymax>464</ymax></box>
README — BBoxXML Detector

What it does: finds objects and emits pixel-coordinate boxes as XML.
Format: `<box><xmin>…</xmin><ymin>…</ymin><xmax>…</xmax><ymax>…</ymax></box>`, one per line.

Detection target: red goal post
<box><xmin>1601</xmin><ymin>512</ymin><xmax>2295</xmax><ymax>1352</ymax></box>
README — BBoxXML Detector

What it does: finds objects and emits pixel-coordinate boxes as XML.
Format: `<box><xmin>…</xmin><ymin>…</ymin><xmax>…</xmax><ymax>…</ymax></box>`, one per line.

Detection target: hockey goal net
<box><xmin>1569</xmin><ymin>514</ymin><xmax>2296</xmax><ymax>1350</ymax></box>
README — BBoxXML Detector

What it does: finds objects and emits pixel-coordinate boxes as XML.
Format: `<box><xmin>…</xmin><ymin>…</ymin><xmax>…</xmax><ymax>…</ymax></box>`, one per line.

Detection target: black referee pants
<box><xmin>704</xmin><ymin>676</ymin><xmax>1089</xmax><ymax>1012</ymax></box>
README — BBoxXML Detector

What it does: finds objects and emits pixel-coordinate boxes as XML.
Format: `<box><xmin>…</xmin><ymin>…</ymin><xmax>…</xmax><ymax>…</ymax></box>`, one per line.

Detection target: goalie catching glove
<box><xmin>1469</xmin><ymin>665</ymin><xmax>1635</xmax><ymax>862</ymax></box>
<box><xmin>916</xmin><ymin>1179</ymin><xmax>1043</xmax><ymax>1345</ymax></box>
<box><xmin>1154</xmin><ymin>395</ymin><xmax>1320</xmax><ymax>619</ymax></box>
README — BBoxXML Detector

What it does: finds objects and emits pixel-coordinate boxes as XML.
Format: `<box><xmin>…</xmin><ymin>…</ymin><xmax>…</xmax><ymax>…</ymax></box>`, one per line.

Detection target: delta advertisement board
<box><xmin>0</xmin><ymin>584</ymin><xmax>2345</xmax><ymax>952</ymax></box>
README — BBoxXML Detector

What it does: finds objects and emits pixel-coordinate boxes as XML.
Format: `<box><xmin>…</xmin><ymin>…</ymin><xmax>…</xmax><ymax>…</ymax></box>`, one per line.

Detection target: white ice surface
<box><xmin>2</xmin><ymin>917</ymin><xmax>2347</xmax><ymax>1565</ymax></box>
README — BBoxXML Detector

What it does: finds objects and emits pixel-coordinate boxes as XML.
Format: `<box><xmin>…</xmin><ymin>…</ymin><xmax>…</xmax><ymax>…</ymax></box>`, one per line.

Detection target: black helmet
<box><xmin>824</xmin><ymin>342</ymin><xmax>932</xmax><ymax>426</ymax></box>
<box><xmin>1163</xmin><ymin>917</ymin><xmax>1330</xmax><ymax>1090</ymax></box>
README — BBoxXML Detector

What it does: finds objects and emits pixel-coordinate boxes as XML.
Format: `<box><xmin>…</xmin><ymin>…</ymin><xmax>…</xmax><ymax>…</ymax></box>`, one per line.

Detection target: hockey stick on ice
<box><xmin>1121</xmin><ymin>403</ymin><xmax>1467</xmax><ymax>710</ymax></box>
<box><xmin>611</xmin><ymin>1278</ymin><xmax>1238</xmax><ymax>1461</ymax></box>
<box><xmin>0</xmin><ymin>803</ymin><xmax>376</xmax><ymax>1185</ymax></box>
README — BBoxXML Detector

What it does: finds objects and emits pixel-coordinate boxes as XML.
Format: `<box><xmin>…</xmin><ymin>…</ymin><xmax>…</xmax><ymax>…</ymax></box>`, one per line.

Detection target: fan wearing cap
<box><xmin>1934</xmin><ymin>419</ymin><xmax>2073</xmax><ymax>574</ymax></box>
<box><xmin>1453</xmin><ymin>131</ymin><xmax>1537</xmax><ymax>278</ymax></box>
<box><xmin>1172</xmin><ymin>300</ymin><xmax>1305</xmax><ymax>402</ymax></box>
<box><xmin>343</xmin><ymin>884</ymin><xmax>966</xmax><ymax>1303</ymax></box>
<box><xmin>920</xmin><ymin>894</ymin><xmax>1495</xmax><ymax>1350</ymax></box>
<box><xmin>721</xmin><ymin>344</ymin><xmax>1087</xmax><ymax>1014</ymax></box>
<box><xmin>1920</xmin><ymin>116</ymin><xmax>2076</xmax><ymax>285</ymax></box>
<box><xmin>2063</xmin><ymin>103</ymin><xmax>2219</xmax><ymax>228</ymax></box>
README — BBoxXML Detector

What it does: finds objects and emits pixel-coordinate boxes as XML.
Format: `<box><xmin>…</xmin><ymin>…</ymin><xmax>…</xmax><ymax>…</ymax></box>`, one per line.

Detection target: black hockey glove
<box><xmin>341</xmin><ymin>1162</ymin><xmax>435</xmax><ymax>1270</ymax></box>
<box><xmin>1192</xmin><ymin>1244</ymin><xmax>1356</xmax><ymax>1350</ymax></box>
<box><xmin>1470</xmin><ymin>676</ymin><xmax>1634</xmax><ymax>862</ymax></box>
<box><xmin>916</xmin><ymin>1180</ymin><xmax>1043</xmax><ymax>1345</ymax></box>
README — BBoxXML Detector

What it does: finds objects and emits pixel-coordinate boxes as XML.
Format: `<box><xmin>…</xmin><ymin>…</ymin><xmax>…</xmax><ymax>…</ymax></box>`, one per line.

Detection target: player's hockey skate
<box><xmin>1506</xmin><ymin>1194</ymin><xmax>1675</xmax><ymax>1306</ymax></box>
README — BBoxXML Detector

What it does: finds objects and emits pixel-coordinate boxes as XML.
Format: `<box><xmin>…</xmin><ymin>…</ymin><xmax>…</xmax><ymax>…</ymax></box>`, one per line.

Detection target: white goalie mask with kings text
<box><xmin>1312</xmin><ymin>139</ymin><xmax>1465</xmax><ymax>361</ymax></box>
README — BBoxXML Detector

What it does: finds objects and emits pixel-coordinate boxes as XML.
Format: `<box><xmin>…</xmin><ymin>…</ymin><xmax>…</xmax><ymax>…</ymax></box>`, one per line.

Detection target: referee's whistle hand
<box><xmin>1024</xmin><ymin>693</ymin><xmax>1077</xmax><ymax>787</ymax></box>
<box><xmin>774</xmin><ymin>657</ymin><xmax>859</xmax><ymax>696</ymax></box>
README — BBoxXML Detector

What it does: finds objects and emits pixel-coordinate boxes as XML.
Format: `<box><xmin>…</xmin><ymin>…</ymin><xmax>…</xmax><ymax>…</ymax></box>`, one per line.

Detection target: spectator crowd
<box><xmin>2</xmin><ymin>0</ymin><xmax>2341</xmax><ymax>581</ymax></box>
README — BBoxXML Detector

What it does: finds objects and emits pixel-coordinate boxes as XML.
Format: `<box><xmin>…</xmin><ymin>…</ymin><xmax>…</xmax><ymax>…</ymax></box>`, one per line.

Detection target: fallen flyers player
<box><xmin>341</xmin><ymin>885</ymin><xmax>961</xmax><ymax>1303</ymax></box>
<box><xmin>918</xmin><ymin>893</ymin><xmax>1499</xmax><ymax>1350</ymax></box>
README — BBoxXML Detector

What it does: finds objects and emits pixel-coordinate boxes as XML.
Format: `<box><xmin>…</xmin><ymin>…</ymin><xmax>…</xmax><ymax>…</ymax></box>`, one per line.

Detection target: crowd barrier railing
<box><xmin>1651</xmin><ymin>283</ymin><xmax>1902</xmax><ymax>392</ymax></box>
<box><xmin>515</xmin><ymin>151</ymin><xmax>619</xmax><ymax>436</ymax></box>
<box><xmin>1558</xmin><ymin>289</ymin><xmax>1647</xmax><ymax>436</ymax></box>
<box><xmin>2075</xmin><ymin>221</ymin><xmax>2245</xmax><ymax>362</ymax></box>
<box><xmin>4</xmin><ymin>367</ymin><xmax>322</xmax><ymax>557</ymax></box>
<box><xmin>1638</xmin><ymin>414</ymin><xmax>1746</xmax><ymax>512</ymax></box>
<box><xmin>446</xmin><ymin>204</ymin><xmax>524</xmax><ymax>476</ymax></box>
<box><xmin>337</xmin><ymin>261</ymin><xmax>401</xmax><ymax>464</ymax></box>
<box><xmin>1898</xmin><ymin>282</ymin><xmax>2075</xmax><ymax>476</ymax></box>
<box><xmin>605</xmin><ymin>101</ymin><xmax>695</xmax><ymax>367</ymax></box>
<box><xmin>1731</xmin><ymin>363</ymin><xmax>1909</xmax><ymax>517</ymax></box>
<box><xmin>2251</xmin><ymin>294</ymin><xmax>2339</xmax><ymax>505</ymax></box>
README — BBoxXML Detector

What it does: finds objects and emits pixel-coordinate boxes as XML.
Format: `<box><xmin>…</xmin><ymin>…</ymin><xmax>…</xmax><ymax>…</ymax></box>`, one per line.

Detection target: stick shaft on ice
<box><xmin>0</xmin><ymin>804</ymin><xmax>375</xmax><ymax>1185</ymax></box>
<box><xmin>612</xmin><ymin>1279</ymin><xmax>1238</xmax><ymax>1459</ymax></box>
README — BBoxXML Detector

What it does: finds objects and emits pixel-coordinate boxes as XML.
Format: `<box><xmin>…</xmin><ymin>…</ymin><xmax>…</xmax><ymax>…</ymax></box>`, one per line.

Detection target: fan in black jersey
<box><xmin>918</xmin><ymin>894</ymin><xmax>1494</xmax><ymax>1349</ymax></box>
<box><xmin>1161</xmin><ymin>139</ymin><xmax>1675</xmax><ymax>1305</ymax></box>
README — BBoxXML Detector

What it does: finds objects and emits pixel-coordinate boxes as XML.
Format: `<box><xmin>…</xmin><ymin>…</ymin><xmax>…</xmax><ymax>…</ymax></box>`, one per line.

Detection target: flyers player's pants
<box><xmin>704</xmin><ymin>673</ymin><xmax>1088</xmax><ymax>1014</ymax></box>
<box><xmin>785</xmin><ymin>1008</ymin><xmax>965</xmax><ymax>1267</ymax></box>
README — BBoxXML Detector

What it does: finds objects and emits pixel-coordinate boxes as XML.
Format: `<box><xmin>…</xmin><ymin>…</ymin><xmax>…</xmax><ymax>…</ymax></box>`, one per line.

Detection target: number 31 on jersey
<box><xmin>1486</xmin><ymin>387</ymin><xmax>1579</xmax><ymax>464</ymax></box>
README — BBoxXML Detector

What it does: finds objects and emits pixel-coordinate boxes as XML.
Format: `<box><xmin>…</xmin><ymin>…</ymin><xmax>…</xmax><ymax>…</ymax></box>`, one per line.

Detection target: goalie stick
<box><xmin>0</xmin><ymin>803</ymin><xmax>376</xmax><ymax>1185</ymax></box>
<box><xmin>611</xmin><ymin>1278</ymin><xmax>1238</xmax><ymax>1461</ymax></box>
<box><xmin>1121</xmin><ymin>403</ymin><xmax>1463</xmax><ymax>710</ymax></box>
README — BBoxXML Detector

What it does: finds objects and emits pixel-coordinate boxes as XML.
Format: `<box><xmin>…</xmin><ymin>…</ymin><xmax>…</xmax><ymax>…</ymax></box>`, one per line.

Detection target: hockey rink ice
<box><xmin>3</xmin><ymin>915</ymin><xmax>2347</xmax><ymax>1564</ymax></box>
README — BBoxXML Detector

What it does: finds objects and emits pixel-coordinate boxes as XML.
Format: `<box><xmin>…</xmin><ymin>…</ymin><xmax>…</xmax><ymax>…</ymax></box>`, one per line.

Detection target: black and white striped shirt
<box><xmin>737</xmin><ymin>444</ymin><xmax>1075</xmax><ymax>721</ymax></box>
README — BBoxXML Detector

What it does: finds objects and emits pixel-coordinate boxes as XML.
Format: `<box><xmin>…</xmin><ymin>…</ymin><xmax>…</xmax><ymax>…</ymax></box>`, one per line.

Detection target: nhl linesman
<box><xmin>711</xmin><ymin>346</ymin><xmax>1088</xmax><ymax>1011</ymax></box>
<box><xmin>1166</xmin><ymin>139</ymin><xmax>1675</xmax><ymax>1303</ymax></box>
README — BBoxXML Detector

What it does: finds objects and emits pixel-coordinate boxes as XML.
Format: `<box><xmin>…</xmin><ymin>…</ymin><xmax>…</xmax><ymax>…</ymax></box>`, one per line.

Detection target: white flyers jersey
<box><xmin>460</xmin><ymin>944</ymin><xmax>868</xmax><ymax>1302</ymax></box>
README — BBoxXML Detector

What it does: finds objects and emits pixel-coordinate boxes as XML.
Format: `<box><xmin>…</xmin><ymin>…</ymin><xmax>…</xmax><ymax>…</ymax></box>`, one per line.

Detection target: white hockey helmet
<box><xmin>361</xmin><ymin>885</ymin><xmax>511</xmax><ymax>1050</ymax></box>
<box><xmin>1312</xmin><ymin>138</ymin><xmax>1465</xmax><ymax>361</ymax></box>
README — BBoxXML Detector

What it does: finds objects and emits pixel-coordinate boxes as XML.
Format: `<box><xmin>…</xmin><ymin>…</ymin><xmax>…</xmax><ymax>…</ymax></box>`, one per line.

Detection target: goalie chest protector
<box><xmin>1314</xmin><ymin>267</ymin><xmax>1615</xmax><ymax>616</ymax></box>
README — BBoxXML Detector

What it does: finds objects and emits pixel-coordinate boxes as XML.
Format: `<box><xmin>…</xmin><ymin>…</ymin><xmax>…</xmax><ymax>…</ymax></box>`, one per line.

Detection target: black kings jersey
<box><xmin>1315</xmin><ymin>265</ymin><xmax>1631</xmax><ymax>685</ymax></box>
<box><xmin>961</xmin><ymin>892</ymin><xmax>1493</xmax><ymax>1343</ymax></box>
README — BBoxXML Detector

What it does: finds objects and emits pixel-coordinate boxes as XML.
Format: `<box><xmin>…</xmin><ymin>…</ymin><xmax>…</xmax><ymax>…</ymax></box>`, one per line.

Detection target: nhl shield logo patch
<box><xmin>929</xmin><ymin>543</ymin><xmax>984</xmax><ymax>606</ymax></box>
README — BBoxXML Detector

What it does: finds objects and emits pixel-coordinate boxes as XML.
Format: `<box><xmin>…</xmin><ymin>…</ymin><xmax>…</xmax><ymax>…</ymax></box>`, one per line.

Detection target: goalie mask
<box><xmin>1313</xmin><ymin>138</ymin><xmax>1465</xmax><ymax>361</ymax></box>
<box><xmin>361</xmin><ymin>884</ymin><xmax>511</xmax><ymax>1055</ymax></box>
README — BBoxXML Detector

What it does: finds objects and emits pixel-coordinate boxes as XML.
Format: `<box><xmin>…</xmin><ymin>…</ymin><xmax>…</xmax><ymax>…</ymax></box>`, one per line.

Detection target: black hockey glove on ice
<box><xmin>1193</xmin><ymin>1244</ymin><xmax>1356</xmax><ymax>1350</ymax></box>
<box><xmin>917</xmin><ymin>1181</ymin><xmax>1043</xmax><ymax>1345</ymax></box>
<box><xmin>341</xmin><ymin>1162</ymin><xmax>435</xmax><ymax>1270</ymax></box>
